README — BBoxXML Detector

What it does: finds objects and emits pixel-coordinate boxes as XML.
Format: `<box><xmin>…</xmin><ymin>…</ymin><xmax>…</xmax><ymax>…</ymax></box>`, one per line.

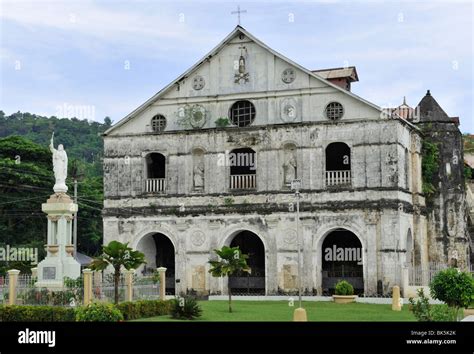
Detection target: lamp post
<box><xmin>291</xmin><ymin>179</ymin><xmax>307</xmax><ymax>321</ymax></box>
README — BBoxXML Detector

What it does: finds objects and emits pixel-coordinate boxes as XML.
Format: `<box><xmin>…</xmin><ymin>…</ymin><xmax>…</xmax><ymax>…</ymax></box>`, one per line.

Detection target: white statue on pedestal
<box><xmin>50</xmin><ymin>132</ymin><xmax>68</xmax><ymax>193</ymax></box>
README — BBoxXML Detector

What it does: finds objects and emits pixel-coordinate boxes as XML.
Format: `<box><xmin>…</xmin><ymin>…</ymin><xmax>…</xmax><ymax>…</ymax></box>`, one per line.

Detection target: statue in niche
<box><xmin>234</xmin><ymin>45</ymin><xmax>249</xmax><ymax>84</ymax></box>
<box><xmin>283</xmin><ymin>148</ymin><xmax>297</xmax><ymax>185</ymax></box>
<box><xmin>193</xmin><ymin>157</ymin><xmax>204</xmax><ymax>190</ymax></box>
<box><xmin>447</xmin><ymin>203</ymin><xmax>456</xmax><ymax>236</ymax></box>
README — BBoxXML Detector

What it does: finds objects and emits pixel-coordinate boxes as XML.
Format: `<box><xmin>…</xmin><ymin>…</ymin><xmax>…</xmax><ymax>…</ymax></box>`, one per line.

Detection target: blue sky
<box><xmin>1</xmin><ymin>0</ymin><xmax>472</xmax><ymax>132</ymax></box>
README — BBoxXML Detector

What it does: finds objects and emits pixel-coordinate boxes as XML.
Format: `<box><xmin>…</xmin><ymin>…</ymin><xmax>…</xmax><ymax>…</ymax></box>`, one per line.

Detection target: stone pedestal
<box><xmin>392</xmin><ymin>286</ymin><xmax>402</xmax><ymax>311</ymax></box>
<box><xmin>293</xmin><ymin>307</ymin><xmax>307</xmax><ymax>321</ymax></box>
<box><xmin>157</xmin><ymin>267</ymin><xmax>167</xmax><ymax>300</ymax></box>
<box><xmin>36</xmin><ymin>193</ymin><xmax>81</xmax><ymax>290</ymax></box>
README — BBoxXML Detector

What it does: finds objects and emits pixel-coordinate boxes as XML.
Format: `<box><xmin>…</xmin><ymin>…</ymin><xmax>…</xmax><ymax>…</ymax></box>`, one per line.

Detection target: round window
<box><xmin>229</xmin><ymin>100</ymin><xmax>256</xmax><ymax>127</ymax></box>
<box><xmin>151</xmin><ymin>115</ymin><xmax>167</xmax><ymax>132</ymax></box>
<box><xmin>325</xmin><ymin>102</ymin><xmax>344</xmax><ymax>120</ymax></box>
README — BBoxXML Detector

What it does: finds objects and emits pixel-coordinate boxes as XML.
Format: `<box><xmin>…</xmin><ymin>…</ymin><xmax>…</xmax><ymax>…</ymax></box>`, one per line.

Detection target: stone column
<box><xmin>83</xmin><ymin>269</ymin><xmax>93</xmax><ymax>306</ymax></box>
<box><xmin>31</xmin><ymin>267</ymin><xmax>38</xmax><ymax>279</ymax></box>
<box><xmin>7</xmin><ymin>269</ymin><xmax>20</xmax><ymax>306</ymax></box>
<box><xmin>401</xmin><ymin>266</ymin><xmax>409</xmax><ymax>298</ymax></box>
<box><xmin>124</xmin><ymin>269</ymin><xmax>134</xmax><ymax>302</ymax></box>
<box><xmin>392</xmin><ymin>285</ymin><xmax>402</xmax><ymax>311</ymax></box>
<box><xmin>157</xmin><ymin>267</ymin><xmax>167</xmax><ymax>301</ymax></box>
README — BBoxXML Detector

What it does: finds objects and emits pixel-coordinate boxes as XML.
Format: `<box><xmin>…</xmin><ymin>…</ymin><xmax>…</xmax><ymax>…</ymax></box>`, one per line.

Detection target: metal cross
<box><xmin>231</xmin><ymin>5</ymin><xmax>247</xmax><ymax>25</ymax></box>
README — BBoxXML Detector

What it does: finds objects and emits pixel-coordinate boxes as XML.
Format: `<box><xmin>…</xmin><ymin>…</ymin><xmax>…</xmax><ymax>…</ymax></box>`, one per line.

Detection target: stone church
<box><xmin>102</xmin><ymin>26</ymin><xmax>471</xmax><ymax>296</ymax></box>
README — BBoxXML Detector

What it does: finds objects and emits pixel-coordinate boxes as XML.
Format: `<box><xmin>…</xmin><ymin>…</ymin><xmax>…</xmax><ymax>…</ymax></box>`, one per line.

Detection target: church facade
<box><xmin>102</xmin><ymin>26</ymin><xmax>470</xmax><ymax>296</ymax></box>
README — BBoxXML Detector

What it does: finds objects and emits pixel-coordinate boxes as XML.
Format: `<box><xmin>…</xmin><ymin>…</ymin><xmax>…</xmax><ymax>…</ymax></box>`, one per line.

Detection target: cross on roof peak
<box><xmin>231</xmin><ymin>5</ymin><xmax>247</xmax><ymax>26</ymax></box>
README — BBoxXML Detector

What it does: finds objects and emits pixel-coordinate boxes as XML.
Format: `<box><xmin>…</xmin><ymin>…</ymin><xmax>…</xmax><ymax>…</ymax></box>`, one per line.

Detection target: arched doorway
<box><xmin>137</xmin><ymin>233</ymin><xmax>175</xmax><ymax>294</ymax></box>
<box><xmin>321</xmin><ymin>228</ymin><xmax>363</xmax><ymax>295</ymax></box>
<box><xmin>229</xmin><ymin>230</ymin><xmax>265</xmax><ymax>295</ymax></box>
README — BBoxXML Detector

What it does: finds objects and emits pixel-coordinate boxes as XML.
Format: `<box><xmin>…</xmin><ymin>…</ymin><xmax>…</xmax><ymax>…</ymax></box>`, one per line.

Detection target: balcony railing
<box><xmin>230</xmin><ymin>174</ymin><xmax>256</xmax><ymax>190</ymax></box>
<box><xmin>326</xmin><ymin>170</ymin><xmax>351</xmax><ymax>186</ymax></box>
<box><xmin>145</xmin><ymin>178</ymin><xmax>166</xmax><ymax>193</ymax></box>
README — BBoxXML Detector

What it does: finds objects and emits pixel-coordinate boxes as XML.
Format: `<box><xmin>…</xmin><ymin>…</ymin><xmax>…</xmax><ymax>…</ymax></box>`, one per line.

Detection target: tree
<box><xmin>104</xmin><ymin>116</ymin><xmax>112</xmax><ymax>126</ymax></box>
<box><xmin>208</xmin><ymin>246</ymin><xmax>251</xmax><ymax>313</ymax></box>
<box><xmin>430</xmin><ymin>268</ymin><xmax>474</xmax><ymax>320</ymax></box>
<box><xmin>90</xmin><ymin>241</ymin><xmax>146</xmax><ymax>304</ymax></box>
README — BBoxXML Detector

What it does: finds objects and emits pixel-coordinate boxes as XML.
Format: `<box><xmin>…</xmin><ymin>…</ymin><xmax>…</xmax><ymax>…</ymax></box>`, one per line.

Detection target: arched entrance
<box><xmin>137</xmin><ymin>233</ymin><xmax>175</xmax><ymax>294</ymax></box>
<box><xmin>228</xmin><ymin>230</ymin><xmax>265</xmax><ymax>295</ymax></box>
<box><xmin>321</xmin><ymin>228</ymin><xmax>363</xmax><ymax>295</ymax></box>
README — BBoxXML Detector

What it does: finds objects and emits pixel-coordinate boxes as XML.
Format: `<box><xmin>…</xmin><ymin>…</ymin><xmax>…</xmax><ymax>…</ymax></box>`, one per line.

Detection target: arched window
<box><xmin>229</xmin><ymin>148</ymin><xmax>256</xmax><ymax>190</ymax></box>
<box><xmin>229</xmin><ymin>100</ymin><xmax>256</xmax><ymax>127</ymax></box>
<box><xmin>325</xmin><ymin>142</ymin><xmax>351</xmax><ymax>186</ymax></box>
<box><xmin>145</xmin><ymin>153</ymin><xmax>166</xmax><ymax>192</ymax></box>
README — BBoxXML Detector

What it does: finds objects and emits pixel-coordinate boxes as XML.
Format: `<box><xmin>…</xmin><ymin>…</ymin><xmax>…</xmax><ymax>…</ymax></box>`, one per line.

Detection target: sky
<box><xmin>0</xmin><ymin>0</ymin><xmax>473</xmax><ymax>132</ymax></box>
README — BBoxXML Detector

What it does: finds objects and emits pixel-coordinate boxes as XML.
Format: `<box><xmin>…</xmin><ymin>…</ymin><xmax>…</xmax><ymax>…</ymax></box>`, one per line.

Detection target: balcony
<box><xmin>145</xmin><ymin>178</ymin><xmax>166</xmax><ymax>193</ymax></box>
<box><xmin>325</xmin><ymin>170</ymin><xmax>351</xmax><ymax>187</ymax></box>
<box><xmin>230</xmin><ymin>174</ymin><xmax>256</xmax><ymax>190</ymax></box>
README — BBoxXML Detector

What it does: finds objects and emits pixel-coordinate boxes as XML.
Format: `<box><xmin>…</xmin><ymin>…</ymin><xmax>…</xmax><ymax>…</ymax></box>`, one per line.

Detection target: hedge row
<box><xmin>116</xmin><ymin>300</ymin><xmax>172</xmax><ymax>320</ymax></box>
<box><xmin>0</xmin><ymin>300</ymin><xmax>171</xmax><ymax>322</ymax></box>
<box><xmin>0</xmin><ymin>305</ymin><xmax>75</xmax><ymax>322</ymax></box>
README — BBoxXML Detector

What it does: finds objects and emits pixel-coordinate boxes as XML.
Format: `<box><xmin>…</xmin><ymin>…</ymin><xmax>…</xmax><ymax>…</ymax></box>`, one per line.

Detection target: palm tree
<box><xmin>90</xmin><ymin>241</ymin><xmax>146</xmax><ymax>304</ymax></box>
<box><xmin>209</xmin><ymin>246</ymin><xmax>251</xmax><ymax>313</ymax></box>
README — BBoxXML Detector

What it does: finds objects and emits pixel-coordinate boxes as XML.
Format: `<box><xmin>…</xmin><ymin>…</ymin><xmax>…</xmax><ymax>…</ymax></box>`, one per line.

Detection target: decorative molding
<box><xmin>283</xmin><ymin>229</ymin><xmax>297</xmax><ymax>245</ymax></box>
<box><xmin>191</xmin><ymin>230</ymin><xmax>206</xmax><ymax>247</ymax></box>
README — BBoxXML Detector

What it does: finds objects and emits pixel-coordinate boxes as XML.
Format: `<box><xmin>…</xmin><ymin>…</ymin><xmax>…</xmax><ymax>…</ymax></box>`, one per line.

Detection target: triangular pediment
<box><xmin>106</xmin><ymin>26</ymin><xmax>382</xmax><ymax>135</ymax></box>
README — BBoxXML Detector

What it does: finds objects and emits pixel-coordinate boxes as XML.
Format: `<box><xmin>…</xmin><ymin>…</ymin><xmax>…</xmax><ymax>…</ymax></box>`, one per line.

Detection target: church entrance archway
<box><xmin>321</xmin><ymin>228</ymin><xmax>364</xmax><ymax>295</ymax></box>
<box><xmin>228</xmin><ymin>230</ymin><xmax>265</xmax><ymax>295</ymax></box>
<box><xmin>137</xmin><ymin>233</ymin><xmax>175</xmax><ymax>294</ymax></box>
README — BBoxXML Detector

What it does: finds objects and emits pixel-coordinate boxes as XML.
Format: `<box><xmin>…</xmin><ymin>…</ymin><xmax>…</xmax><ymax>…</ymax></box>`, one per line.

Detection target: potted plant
<box><xmin>332</xmin><ymin>280</ymin><xmax>357</xmax><ymax>304</ymax></box>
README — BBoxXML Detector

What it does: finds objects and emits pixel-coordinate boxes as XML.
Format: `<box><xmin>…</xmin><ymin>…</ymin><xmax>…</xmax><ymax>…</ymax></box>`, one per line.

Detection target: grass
<box><xmin>134</xmin><ymin>300</ymin><xmax>416</xmax><ymax>322</ymax></box>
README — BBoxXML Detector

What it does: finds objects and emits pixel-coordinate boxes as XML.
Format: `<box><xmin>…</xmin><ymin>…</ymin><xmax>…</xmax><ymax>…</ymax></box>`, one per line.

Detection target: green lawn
<box><xmin>135</xmin><ymin>300</ymin><xmax>416</xmax><ymax>322</ymax></box>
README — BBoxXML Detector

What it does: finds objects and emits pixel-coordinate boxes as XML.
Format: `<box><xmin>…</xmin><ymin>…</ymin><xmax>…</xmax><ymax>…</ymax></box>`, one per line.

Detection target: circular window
<box><xmin>151</xmin><ymin>114</ymin><xmax>167</xmax><ymax>132</ymax></box>
<box><xmin>325</xmin><ymin>102</ymin><xmax>344</xmax><ymax>120</ymax></box>
<box><xmin>192</xmin><ymin>75</ymin><xmax>205</xmax><ymax>90</ymax></box>
<box><xmin>229</xmin><ymin>100</ymin><xmax>256</xmax><ymax>127</ymax></box>
<box><xmin>281</xmin><ymin>68</ymin><xmax>296</xmax><ymax>84</ymax></box>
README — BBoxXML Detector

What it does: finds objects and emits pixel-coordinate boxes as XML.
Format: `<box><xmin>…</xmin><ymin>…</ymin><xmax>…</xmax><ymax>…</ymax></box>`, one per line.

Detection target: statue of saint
<box><xmin>284</xmin><ymin>154</ymin><xmax>297</xmax><ymax>185</ymax></box>
<box><xmin>50</xmin><ymin>132</ymin><xmax>68</xmax><ymax>193</ymax></box>
<box><xmin>193</xmin><ymin>161</ymin><xmax>204</xmax><ymax>190</ymax></box>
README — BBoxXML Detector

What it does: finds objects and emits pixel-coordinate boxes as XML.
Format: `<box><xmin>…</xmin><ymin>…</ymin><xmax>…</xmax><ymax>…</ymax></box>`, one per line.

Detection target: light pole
<box><xmin>291</xmin><ymin>179</ymin><xmax>307</xmax><ymax>321</ymax></box>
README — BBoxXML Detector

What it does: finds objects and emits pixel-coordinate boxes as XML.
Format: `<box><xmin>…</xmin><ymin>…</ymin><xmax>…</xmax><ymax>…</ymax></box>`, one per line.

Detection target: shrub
<box><xmin>215</xmin><ymin>117</ymin><xmax>230</xmax><ymax>128</ymax></box>
<box><xmin>409</xmin><ymin>289</ymin><xmax>433</xmax><ymax>321</ymax></box>
<box><xmin>116</xmin><ymin>300</ymin><xmax>171</xmax><ymax>320</ymax></box>
<box><xmin>409</xmin><ymin>288</ymin><xmax>457</xmax><ymax>321</ymax></box>
<box><xmin>170</xmin><ymin>296</ymin><xmax>202</xmax><ymax>320</ymax></box>
<box><xmin>430</xmin><ymin>268</ymin><xmax>474</xmax><ymax>318</ymax></box>
<box><xmin>335</xmin><ymin>280</ymin><xmax>354</xmax><ymax>296</ymax></box>
<box><xmin>421</xmin><ymin>140</ymin><xmax>439</xmax><ymax>196</ymax></box>
<box><xmin>75</xmin><ymin>303</ymin><xmax>124</xmax><ymax>322</ymax></box>
<box><xmin>430</xmin><ymin>305</ymin><xmax>456</xmax><ymax>322</ymax></box>
<box><xmin>0</xmin><ymin>305</ymin><xmax>75</xmax><ymax>322</ymax></box>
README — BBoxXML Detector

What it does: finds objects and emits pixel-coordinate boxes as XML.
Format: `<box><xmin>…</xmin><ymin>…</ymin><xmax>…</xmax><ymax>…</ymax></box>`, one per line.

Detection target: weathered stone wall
<box><xmin>103</xmin><ymin>114</ymin><xmax>427</xmax><ymax>295</ymax></box>
<box><xmin>103</xmin><ymin>207</ymin><xmax>421</xmax><ymax>295</ymax></box>
<box><xmin>103</xmin><ymin>119</ymin><xmax>420</xmax><ymax>198</ymax></box>
<box><xmin>419</xmin><ymin>121</ymin><xmax>470</xmax><ymax>268</ymax></box>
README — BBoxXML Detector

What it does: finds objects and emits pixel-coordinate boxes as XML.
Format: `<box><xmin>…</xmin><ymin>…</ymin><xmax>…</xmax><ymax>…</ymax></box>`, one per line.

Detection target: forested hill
<box><xmin>0</xmin><ymin>111</ymin><xmax>111</xmax><ymax>274</ymax></box>
<box><xmin>0</xmin><ymin>111</ymin><xmax>112</xmax><ymax>169</ymax></box>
